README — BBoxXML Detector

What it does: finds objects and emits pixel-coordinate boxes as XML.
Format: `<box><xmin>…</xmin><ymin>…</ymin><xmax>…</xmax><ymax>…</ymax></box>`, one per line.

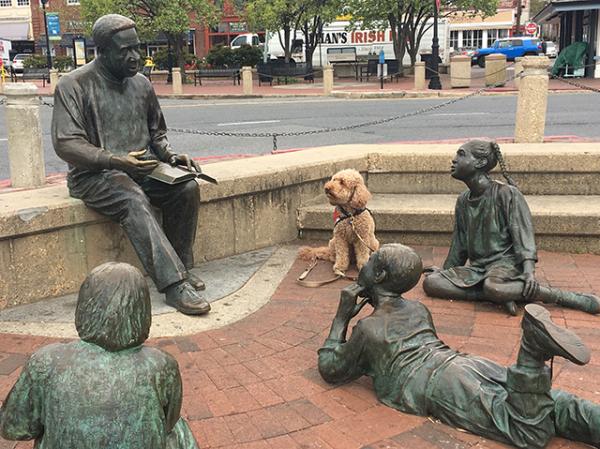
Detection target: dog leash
<box><xmin>296</xmin><ymin>220</ymin><xmax>374</xmax><ymax>288</ymax></box>
<box><xmin>296</xmin><ymin>259</ymin><xmax>358</xmax><ymax>287</ymax></box>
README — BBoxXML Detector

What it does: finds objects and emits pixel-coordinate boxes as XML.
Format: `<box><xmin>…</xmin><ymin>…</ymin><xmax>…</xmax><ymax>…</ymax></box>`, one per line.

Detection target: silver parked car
<box><xmin>11</xmin><ymin>53</ymin><xmax>30</xmax><ymax>74</ymax></box>
<box><xmin>545</xmin><ymin>41</ymin><xmax>558</xmax><ymax>58</ymax></box>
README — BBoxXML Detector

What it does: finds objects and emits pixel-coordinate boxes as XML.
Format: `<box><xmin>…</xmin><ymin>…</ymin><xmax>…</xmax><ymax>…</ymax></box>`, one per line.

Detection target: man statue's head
<box><xmin>75</xmin><ymin>262</ymin><xmax>151</xmax><ymax>352</ymax></box>
<box><xmin>358</xmin><ymin>244</ymin><xmax>423</xmax><ymax>300</ymax></box>
<box><xmin>92</xmin><ymin>14</ymin><xmax>141</xmax><ymax>80</ymax></box>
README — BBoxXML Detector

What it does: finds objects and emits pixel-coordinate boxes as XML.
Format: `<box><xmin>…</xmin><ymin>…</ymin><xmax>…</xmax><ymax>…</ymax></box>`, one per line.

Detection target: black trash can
<box><xmin>420</xmin><ymin>53</ymin><xmax>442</xmax><ymax>79</ymax></box>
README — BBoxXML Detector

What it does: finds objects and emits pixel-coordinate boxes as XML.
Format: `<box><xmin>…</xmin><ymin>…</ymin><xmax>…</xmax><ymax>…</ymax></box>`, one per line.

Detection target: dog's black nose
<box><xmin>324</xmin><ymin>186</ymin><xmax>331</xmax><ymax>193</ymax></box>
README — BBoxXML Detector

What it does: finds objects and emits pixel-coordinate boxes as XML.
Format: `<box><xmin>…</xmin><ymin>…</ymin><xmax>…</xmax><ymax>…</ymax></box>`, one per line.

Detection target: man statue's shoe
<box><xmin>165</xmin><ymin>281</ymin><xmax>211</xmax><ymax>315</ymax></box>
<box><xmin>187</xmin><ymin>272</ymin><xmax>206</xmax><ymax>291</ymax></box>
<box><xmin>522</xmin><ymin>304</ymin><xmax>590</xmax><ymax>365</ymax></box>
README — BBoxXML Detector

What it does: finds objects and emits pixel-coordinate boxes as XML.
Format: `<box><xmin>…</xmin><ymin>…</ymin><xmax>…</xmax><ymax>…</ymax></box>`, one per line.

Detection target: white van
<box><xmin>230</xmin><ymin>21</ymin><xmax>448</xmax><ymax>67</ymax></box>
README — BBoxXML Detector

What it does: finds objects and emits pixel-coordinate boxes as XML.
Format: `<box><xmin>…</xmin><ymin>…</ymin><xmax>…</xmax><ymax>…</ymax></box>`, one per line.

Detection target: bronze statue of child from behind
<box><xmin>0</xmin><ymin>262</ymin><xmax>199</xmax><ymax>449</ymax></box>
<box><xmin>319</xmin><ymin>244</ymin><xmax>600</xmax><ymax>449</ymax></box>
<box><xmin>423</xmin><ymin>139</ymin><xmax>600</xmax><ymax>315</ymax></box>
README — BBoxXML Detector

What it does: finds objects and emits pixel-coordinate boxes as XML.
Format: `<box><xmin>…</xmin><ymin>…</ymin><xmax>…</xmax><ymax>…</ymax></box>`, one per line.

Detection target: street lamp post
<box><xmin>167</xmin><ymin>41</ymin><xmax>174</xmax><ymax>83</ymax></box>
<box><xmin>428</xmin><ymin>0</ymin><xmax>442</xmax><ymax>90</ymax></box>
<box><xmin>40</xmin><ymin>0</ymin><xmax>53</xmax><ymax>70</ymax></box>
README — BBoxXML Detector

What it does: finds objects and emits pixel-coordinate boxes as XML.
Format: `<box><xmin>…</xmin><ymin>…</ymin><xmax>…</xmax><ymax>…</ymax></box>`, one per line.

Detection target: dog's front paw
<box><xmin>333</xmin><ymin>268</ymin><xmax>346</xmax><ymax>277</ymax></box>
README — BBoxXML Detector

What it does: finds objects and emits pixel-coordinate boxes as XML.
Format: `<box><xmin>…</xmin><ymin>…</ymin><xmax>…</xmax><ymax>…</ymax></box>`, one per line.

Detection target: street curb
<box><xmin>35</xmin><ymin>88</ymin><xmax>588</xmax><ymax>101</ymax></box>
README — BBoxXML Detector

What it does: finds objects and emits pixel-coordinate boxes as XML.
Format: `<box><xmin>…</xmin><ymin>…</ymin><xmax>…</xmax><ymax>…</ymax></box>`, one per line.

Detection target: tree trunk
<box><xmin>283</xmin><ymin>25</ymin><xmax>292</xmax><ymax>63</ymax></box>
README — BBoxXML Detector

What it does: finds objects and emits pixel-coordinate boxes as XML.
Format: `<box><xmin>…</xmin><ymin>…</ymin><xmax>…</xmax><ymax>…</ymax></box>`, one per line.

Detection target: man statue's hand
<box><xmin>111</xmin><ymin>150</ymin><xmax>158</xmax><ymax>177</ymax></box>
<box><xmin>169</xmin><ymin>154</ymin><xmax>201</xmax><ymax>172</ymax></box>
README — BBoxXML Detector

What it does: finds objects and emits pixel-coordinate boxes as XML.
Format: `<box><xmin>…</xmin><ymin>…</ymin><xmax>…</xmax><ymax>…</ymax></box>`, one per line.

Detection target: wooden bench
<box><xmin>194</xmin><ymin>68</ymin><xmax>241</xmax><ymax>86</ymax></box>
<box><xmin>256</xmin><ymin>62</ymin><xmax>314</xmax><ymax>86</ymax></box>
<box><xmin>22</xmin><ymin>68</ymin><xmax>50</xmax><ymax>87</ymax></box>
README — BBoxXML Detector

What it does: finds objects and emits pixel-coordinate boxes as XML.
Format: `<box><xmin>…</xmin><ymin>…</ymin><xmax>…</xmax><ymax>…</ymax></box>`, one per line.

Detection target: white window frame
<box><xmin>17</xmin><ymin>0</ymin><xmax>29</xmax><ymax>6</ymax></box>
<box><xmin>0</xmin><ymin>0</ymin><xmax>13</xmax><ymax>8</ymax></box>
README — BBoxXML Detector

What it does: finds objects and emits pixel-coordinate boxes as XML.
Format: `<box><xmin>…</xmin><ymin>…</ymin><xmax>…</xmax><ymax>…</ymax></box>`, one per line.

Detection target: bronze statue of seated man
<box><xmin>318</xmin><ymin>244</ymin><xmax>600</xmax><ymax>449</ymax></box>
<box><xmin>0</xmin><ymin>262</ymin><xmax>199</xmax><ymax>449</ymax></box>
<box><xmin>422</xmin><ymin>139</ymin><xmax>600</xmax><ymax>316</ymax></box>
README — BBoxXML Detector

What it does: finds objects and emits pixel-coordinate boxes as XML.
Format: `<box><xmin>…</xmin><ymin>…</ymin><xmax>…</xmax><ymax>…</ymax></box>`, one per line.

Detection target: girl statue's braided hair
<box><xmin>490</xmin><ymin>141</ymin><xmax>517</xmax><ymax>187</ymax></box>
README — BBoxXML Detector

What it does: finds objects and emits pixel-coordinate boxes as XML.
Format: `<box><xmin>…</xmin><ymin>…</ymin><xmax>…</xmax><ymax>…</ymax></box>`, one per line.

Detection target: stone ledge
<box><xmin>298</xmin><ymin>193</ymin><xmax>600</xmax><ymax>253</ymax></box>
<box><xmin>3</xmin><ymin>142</ymin><xmax>600</xmax><ymax>307</ymax></box>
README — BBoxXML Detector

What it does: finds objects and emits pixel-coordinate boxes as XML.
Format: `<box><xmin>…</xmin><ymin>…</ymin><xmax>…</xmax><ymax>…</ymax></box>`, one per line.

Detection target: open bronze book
<box><xmin>147</xmin><ymin>162</ymin><xmax>218</xmax><ymax>185</ymax></box>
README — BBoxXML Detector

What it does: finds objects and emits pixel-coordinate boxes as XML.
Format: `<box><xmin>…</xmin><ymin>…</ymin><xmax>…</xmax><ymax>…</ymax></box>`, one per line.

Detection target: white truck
<box><xmin>231</xmin><ymin>20</ymin><xmax>448</xmax><ymax>66</ymax></box>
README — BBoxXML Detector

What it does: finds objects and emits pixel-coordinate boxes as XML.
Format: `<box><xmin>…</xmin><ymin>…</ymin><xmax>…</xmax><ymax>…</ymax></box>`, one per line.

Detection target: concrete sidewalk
<box><xmin>1</xmin><ymin>242</ymin><xmax>599</xmax><ymax>449</ymax></box>
<box><xmin>9</xmin><ymin>69</ymin><xmax>600</xmax><ymax>99</ymax></box>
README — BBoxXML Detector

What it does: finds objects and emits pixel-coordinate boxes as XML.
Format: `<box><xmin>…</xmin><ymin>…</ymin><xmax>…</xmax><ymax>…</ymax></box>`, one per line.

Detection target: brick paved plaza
<box><xmin>1</xmin><ymin>244</ymin><xmax>600</xmax><ymax>449</ymax></box>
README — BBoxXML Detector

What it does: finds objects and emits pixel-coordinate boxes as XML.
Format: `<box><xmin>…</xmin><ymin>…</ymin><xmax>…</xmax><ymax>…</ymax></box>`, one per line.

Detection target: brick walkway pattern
<box><xmin>1</xmin><ymin>246</ymin><xmax>600</xmax><ymax>449</ymax></box>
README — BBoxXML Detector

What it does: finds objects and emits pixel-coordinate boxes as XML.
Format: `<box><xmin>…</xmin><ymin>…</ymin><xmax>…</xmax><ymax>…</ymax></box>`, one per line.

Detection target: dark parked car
<box><xmin>473</xmin><ymin>38</ymin><xmax>543</xmax><ymax>67</ymax></box>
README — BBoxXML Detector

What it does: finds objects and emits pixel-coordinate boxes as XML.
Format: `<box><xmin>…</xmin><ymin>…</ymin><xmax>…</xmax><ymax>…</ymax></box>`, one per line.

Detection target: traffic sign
<box><xmin>524</xmin><ymin>22</ymin><xmax>538</xmax><ymax>35</ymax></box>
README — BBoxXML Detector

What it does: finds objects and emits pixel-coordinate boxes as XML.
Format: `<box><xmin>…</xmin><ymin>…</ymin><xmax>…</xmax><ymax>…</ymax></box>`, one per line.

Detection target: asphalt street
<box><xmin>0</xmin><ymin>92</ymin><xmax>598</xmax><ymax>180</ymax></box>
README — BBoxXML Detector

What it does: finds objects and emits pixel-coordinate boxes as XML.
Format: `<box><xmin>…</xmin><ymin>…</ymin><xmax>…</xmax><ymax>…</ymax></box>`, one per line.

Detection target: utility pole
<box><xmin>515</xmin><ymin>0</ymin><xmax>523</xmax><ymax>36</ymax></box>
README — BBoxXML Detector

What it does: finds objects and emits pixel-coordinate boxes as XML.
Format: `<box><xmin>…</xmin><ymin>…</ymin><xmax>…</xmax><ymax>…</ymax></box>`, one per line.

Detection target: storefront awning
<box><xmin>0</xmin><ymin>22</ymin><xmax>30</xmax><ymax>41</ymax></box>
<box><xmin>534</xmin><ymin>0</ymin><xmax>600</xmax><ymax>23</ymax></box>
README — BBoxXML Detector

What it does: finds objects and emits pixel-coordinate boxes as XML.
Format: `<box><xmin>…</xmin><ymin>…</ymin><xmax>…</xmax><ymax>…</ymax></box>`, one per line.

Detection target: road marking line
<box><xmin>217</xmin><ymin>119</ymin><xmax>281</xmax><ymax>126</ymax></box>
<box><xmin>0</xmin><ymin>138</ymin><xmax>7</xmax><ymax>141</ymax></box>
<box><xmin>428</xmin><ymin>112</ymin><xmax>490</xmax><ymax>117</ymax></box>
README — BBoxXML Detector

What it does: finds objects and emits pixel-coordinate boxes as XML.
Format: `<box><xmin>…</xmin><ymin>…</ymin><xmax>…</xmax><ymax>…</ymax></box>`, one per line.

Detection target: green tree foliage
<box><xmin>80</xmin><ymin>0</ymin><xmax>221</xmax><ymax>78</ymax></box>
<box><xmin>345</xmin><ymin>0</ymin><xmax>497</xmax><ymax>70</ymax></box>
<box><xmin>246</xmin><ymin>0</ymin><xmax>307</xmax><ymax>62</ymax></box>
<box><xmin>301</xmin><ymin>0</ymin><xmax>341</xmax><ymax>68</ymax></box>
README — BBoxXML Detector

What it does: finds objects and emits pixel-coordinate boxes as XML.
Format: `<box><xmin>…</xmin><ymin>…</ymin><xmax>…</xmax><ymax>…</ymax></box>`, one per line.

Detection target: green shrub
<box><xmin>22</xmin><ymin>54</ymin><xmax>47</xmax><ymax>69</ymax></box>
<box><xmin>206</xmin><ymin>45</ymin><xmax>236</xmax><ymax>68</ymax></box>
<box><xmin>153</xmin><ymin>48</ymin><xmax>196</xmax><ymax>70</ymax></box>
<box><xmin>53</xmin><ymin>55</ymin><xmax>73</xmax><ymax>72</ymax></box>
<box><xmin>234</xmin><ymin>44</ymin><xmax>263</xmax><ymax>67</ymax></box>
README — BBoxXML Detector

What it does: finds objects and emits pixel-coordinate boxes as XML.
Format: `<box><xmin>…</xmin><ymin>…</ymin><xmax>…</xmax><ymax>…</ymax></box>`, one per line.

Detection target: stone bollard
<box><xmin>172</xmin><ymin>67</ymin><xmax>183</xmax><ymax>95</ymax></box>
<box><xmin>323</xmin><ymin>65</ymin><xmax>334</xmax><ymax>95</ymax></box>
<box><xmin>241</xmin><ymin>66</ymin><xmax>253</xmax><ymax>95</ymax></box>
<box><xmin>513</xmin><ymin>57</ymin><xmax>523</xmax><ymax>89</ymax></box>
<box><xmin>450</xmin><ymin>55</ymin><xmax>471</xmax><ymax>88</ymax></box>
<box><xmin>414</xmin><ymin>62</ymin><xmax>426</xmax><ymax>90</ymax></box>
<box><xmin>514</xmin><ymin>56</ymin><xmax>551</xmax><ymax>143</ymax></box>
<box><xmin>49</xmin><ymin>69</ymin><xmax>59</xmax><ymax>94</ymax></box>
<box><xmin>485</xmin><ymin>53</ymin><xmax>506</xmax><ymax>87</ymax></box>
<box><xmin>5</xmin><ymin>83</ymin><xmax>45</xmax><ymax>188</ymax></box>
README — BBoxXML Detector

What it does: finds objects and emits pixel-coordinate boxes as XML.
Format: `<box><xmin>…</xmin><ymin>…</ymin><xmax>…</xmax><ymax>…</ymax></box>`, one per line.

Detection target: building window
<box><xmin>487</xmin><ymin>29</ymin><xmax>509</xmax><ymax>47</ymax></box>
<box><xmin>0</xmin><ymin>0</ymin><xmax>12</xmax><ymax>7</ymax></box>
<box><xmin>463</xmin><ymin>29</ymin><xmax>483</xmax><ymax>48</ymax></box>
<box><xmin>450</xmin><ymin>30</ymin><xmax>459</xmax><ymax>49</ymax></box>
<box><xmin>17</xmin><ymin>0</ymin><xmax>29</xmax><ymax>5</ymax></box>
<box><xmin>67</xmin><ymin>0</ymin><xmax>80</xmax><ymax>4</ymax></box>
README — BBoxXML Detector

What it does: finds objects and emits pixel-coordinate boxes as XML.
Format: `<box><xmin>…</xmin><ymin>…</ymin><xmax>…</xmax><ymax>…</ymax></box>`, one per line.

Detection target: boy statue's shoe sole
<box><xmin>524</xmin><ymin>304</ymin><xmax>590</xmax><ymax>366</ymax></box>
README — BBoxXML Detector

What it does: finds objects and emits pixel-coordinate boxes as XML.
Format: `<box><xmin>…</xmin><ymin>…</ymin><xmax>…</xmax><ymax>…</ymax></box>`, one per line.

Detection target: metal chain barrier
<box><xmin>0</xmin><ymin>97</ymin><xmax>5</xmax><ymax>106</ymax></box>
<box><xmin>40</xmin><ymin>98</ymin><xmax>54</xmax><ymax>108</ymax></box>
<box><xmin>169</xmin><ymin>73</ymin><xmax>519</xmax><ymax>152</ymax></box>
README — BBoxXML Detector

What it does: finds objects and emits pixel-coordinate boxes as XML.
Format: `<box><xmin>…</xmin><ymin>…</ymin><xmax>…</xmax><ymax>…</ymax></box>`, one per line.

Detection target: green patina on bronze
<box><xmin>318</xmin><ymin>244</ymin><xmax>600</xmax><ymax>449</ymax></box>
<box><xmin>0</xmin><ymin>262</ymin><xmax>199</xmax><ymax>449</ymax></box>
<box><xmin>422</xmin><ymin>140</ymin><xmax>600</xmax><ymax>316</ymax></box>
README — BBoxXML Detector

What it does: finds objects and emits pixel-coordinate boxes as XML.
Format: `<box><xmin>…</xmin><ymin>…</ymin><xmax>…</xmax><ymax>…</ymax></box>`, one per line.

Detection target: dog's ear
<box><xmin>349</xmin><ymin>180</ymin><xmax>371</xmax><ymax>209</ymax></box>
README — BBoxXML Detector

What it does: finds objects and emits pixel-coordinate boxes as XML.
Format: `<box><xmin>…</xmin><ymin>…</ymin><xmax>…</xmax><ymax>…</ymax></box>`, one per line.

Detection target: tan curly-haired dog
<box><xmin>299</xmin><ymin>169</ymin><xmax>379</xmax><ymax>276</ymax></box>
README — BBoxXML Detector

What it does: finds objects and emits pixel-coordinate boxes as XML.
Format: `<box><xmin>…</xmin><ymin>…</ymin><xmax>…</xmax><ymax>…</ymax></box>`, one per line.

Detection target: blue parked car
<box><xmin>473</xmin><ymin>37</ymin><xmax>543</xmax><ymax>67</ymax></box>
